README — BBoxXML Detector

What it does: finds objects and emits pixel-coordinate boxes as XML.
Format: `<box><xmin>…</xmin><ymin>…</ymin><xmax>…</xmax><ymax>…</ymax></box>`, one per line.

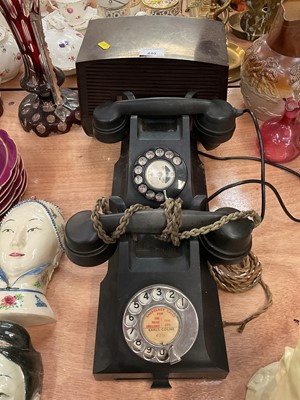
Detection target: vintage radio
<box><xmin>75</xmin><ymin>16</ymin><xmax>229</xmax><ymax>136</ymax></box>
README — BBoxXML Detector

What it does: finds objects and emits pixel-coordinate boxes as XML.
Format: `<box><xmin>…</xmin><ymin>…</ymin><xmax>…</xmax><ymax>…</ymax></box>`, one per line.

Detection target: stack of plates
<box><xmin>0</xmin><ymin>129</ymin><xmax>28</xmax><ymax>220</ymax></box>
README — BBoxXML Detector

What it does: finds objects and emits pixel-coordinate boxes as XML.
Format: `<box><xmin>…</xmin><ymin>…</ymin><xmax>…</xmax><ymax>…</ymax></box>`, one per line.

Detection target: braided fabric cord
<box><xmin>159</xmin><ymin>198</ymin><xmax>183</xmax><ymax>246</ymax></box>
<box><xmin>91</xmin><ymin>197</ymin><xmax>271</xmax><ymax>332</ymax></box>
<box><xmin>91</xmin><ymin>197</ymin><xmax>261</xmax><ymax>246</ymax></box>
<box><xmin>209</xmin><ymin>252</ymin><xmax>273</xmax><ymax>333</ymax></box>
<box><xmin>91</xmin><ymin>197</ymin><xmax>150</xmax><ymax>244</ymax></box>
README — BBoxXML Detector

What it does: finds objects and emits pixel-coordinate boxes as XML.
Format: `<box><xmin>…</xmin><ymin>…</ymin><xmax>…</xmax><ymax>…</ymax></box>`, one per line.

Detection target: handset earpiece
<box><xmin>199</xmin><ymin>207</ymin><xmax>254</xmax><ymax>265</ymax></box>
<box><xmin>64</xmin><ymin>210</ymin><xmax>117</xmax><ymax>266</ymax></box>
<box><xmin>93</xmin><ymin>102</ymin><xmax>130</xmax><ymax>143</ymax></box>
<box><xmin>193</xmin><ymin>99</ymin><xmax>236</xmax><ymax>150</ymax></box>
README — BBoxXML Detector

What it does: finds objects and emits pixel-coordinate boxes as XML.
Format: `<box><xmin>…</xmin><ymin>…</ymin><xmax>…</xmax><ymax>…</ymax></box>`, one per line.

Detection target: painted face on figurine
<box><xmin>0</xmin><ymin>353</ymin><xmax>26</xmax><ymax>400</ymax></box>
<box><xmin>0</xmin><ymin>199</ymin><xmax>64</xmax><ymax>326</ymax></box>
<box><xmin>0</xmin><ymin>200</ymin><xmax>64</xmax><ymax>282</ymax></box>
<box><xmin>0</xmin><ymin>321</ymin><xmax>43</xmax><ymax>400</ymax></box>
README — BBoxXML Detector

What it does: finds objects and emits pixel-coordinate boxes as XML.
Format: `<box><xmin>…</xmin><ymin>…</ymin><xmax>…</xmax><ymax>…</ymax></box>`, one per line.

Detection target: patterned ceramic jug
<box><xmin>240</xmin><ymin>0</ymin><xmax>300</xmax><ymax>121</ymax></box>
<box><xmin>0</xmin><ymin>24</ymin><xmax>22</xmax><ymax>83</ymax></box>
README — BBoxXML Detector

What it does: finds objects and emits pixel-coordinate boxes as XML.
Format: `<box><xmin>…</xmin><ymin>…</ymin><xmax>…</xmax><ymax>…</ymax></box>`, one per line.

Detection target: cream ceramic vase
<box><xmin>0</xmin><ymin>24</ymin><xmax>22</xmax><ymax>83</ymax></box>
<box><xmin>246</xmin><ymin>338</ymin><xmax>300</xmax><ymax>400</ymax></box>
<box><xmin>240</xmin><ymin>0</ymin><xmax>300</xmax><ymax>121</ymax></box>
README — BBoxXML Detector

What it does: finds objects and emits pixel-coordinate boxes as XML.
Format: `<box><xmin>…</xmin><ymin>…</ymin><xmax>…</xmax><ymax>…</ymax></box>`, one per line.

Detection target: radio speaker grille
<box><xmin>76</xmin><ymin>17</ymin><xmax>229</xmax><ymax>136</ymax></box>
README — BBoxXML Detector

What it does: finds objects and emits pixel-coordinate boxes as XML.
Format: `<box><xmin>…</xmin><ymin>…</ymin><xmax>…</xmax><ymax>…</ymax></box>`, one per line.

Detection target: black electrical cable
<box><xmin>198</xmin><ymin>108</ymin><xmax>299</xmax><ymax>223</ymax></box>
<box><xmin>241</xmin><ymin>109</ymin><xmax>266</xmax><ymax>221</ymax></box>
<box><xmin>197</xmin><ymin>152</ymin><xmax>300</xmax><ymax>179</ymax></box>
<box><xmin>205</xmin><ymin>178</ymin><xmax>299</xmax><ymax>223</ymax></box>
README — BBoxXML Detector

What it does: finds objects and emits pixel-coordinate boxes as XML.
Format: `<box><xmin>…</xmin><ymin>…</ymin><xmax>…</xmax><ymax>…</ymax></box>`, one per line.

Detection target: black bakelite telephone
<box><xmin>64</xmin><ymin>93</ymin><xmax>255</xmax><ymax>388</ymax></box>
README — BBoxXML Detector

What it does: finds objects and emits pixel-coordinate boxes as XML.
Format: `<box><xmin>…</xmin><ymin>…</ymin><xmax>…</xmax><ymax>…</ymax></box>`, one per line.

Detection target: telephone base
<box><xmin>93</xmin><ymin>236</ymin><xmax>228</xmax><ymax>387</ymax></box>
<box><xmin>94</xmin><ymin>372</ymin><xmax>228</xmax><ymax>389</ymax></box>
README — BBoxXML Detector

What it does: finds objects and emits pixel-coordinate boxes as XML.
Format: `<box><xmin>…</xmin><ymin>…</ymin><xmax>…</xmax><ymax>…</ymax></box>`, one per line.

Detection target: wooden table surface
<box><xmin>1</xmin><ymin>25</ymin><xmax>300</xmax><ymax>400</ymax></box>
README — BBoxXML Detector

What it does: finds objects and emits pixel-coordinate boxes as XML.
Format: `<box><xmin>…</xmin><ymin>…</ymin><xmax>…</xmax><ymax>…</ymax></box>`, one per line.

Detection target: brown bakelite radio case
<box><xmin>75</xmin><ymin>16</ymin><xmax>229</xmax><ymax>136</ymax></box>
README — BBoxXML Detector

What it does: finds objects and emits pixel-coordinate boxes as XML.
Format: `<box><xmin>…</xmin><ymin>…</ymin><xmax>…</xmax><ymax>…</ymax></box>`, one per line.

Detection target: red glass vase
<box><xmin>0</xmin><ymin>0</ymin><xmax>81</xmax><ymax>136</ymax></box>
<box><xmin>260</xmin><ymin>97</ymin><xmax>300</xmax><ymax>163</ymax></box>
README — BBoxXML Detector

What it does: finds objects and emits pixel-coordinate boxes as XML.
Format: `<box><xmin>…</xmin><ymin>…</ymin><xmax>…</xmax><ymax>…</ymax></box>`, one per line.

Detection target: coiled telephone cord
<box><xmin>209</xmin><ymin>252</ymin><xmax>273</xmax><ymax>333</ymax></box>
<box><xmin>91</xmin><ymin>197</ymin><xmax>268</xmax><ymax>332</ymax></box>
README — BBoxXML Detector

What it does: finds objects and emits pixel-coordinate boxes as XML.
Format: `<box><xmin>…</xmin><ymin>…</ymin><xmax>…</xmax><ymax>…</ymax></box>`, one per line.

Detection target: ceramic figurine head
<box><xmin>0</xmin><ymin>321</ymin><xmax>43</xmax><ymax>400</ymax></box>
<box><xmin>246</xmin><ymin>338</ymin><xmax>300</xmax><ymax>400</ymax></box>
<box><xmin>0</xmin><ymin>198</ymin><xmax>65</xmax><ymax>326</ymax></box>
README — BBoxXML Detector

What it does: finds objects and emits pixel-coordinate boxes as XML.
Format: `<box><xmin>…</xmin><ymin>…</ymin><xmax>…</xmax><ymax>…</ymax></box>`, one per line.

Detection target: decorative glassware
<box><xmin>0</xmin><ymin>0</ymin><xmax>81</xmax><ymax>136</ymax></box>
<box><xmin>260</xmin><ymin>97</ymin><xmax>300</xmax><ymax>163</ymax></box>
<box><xmin>240</xmin><ymin>0</ymin><xmax>300</xmax><ymax>121</ymax></box>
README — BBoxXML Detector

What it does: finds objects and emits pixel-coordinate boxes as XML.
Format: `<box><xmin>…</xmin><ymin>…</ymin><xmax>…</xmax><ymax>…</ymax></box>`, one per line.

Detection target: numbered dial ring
<box><xmin>133</xmin><ymin>148</ymin><xmax>187</xmax><ymax>203</ymax></box>
<box><xmin>123</xmin><ymin>285</ymin><xmax>199</xmax><ymax>364</ymax></box>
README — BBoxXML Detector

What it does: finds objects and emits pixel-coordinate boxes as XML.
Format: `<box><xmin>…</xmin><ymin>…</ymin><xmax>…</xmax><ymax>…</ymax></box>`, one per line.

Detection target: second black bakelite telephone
<box><xmin>64</xmin><ymin>93</ymin><xmax>256</xmax><ymax>388</ymax></box>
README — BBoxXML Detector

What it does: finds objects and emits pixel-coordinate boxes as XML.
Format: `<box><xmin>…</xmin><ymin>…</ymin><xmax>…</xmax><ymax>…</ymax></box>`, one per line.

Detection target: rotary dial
<box><xmin>123</xmin><ymin>284</ymin><xmax>199</xmax><ymax>364</ymax></box>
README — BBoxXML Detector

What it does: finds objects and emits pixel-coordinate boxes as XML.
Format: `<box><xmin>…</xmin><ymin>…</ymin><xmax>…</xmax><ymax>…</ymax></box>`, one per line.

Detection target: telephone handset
<box><xmin>92</xmin><ymin>94</ymin><xmax>238</xmax><ymax>208</ymax></box>
<box><xmin>93</xmin><ymin>95</ymin><xmax>237</xmax><ymax>149</ymax></box>
<box><xmin>65</xmin><ymin>94</ymin><xmax>253</xmax><ymax>387</ymax></box>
